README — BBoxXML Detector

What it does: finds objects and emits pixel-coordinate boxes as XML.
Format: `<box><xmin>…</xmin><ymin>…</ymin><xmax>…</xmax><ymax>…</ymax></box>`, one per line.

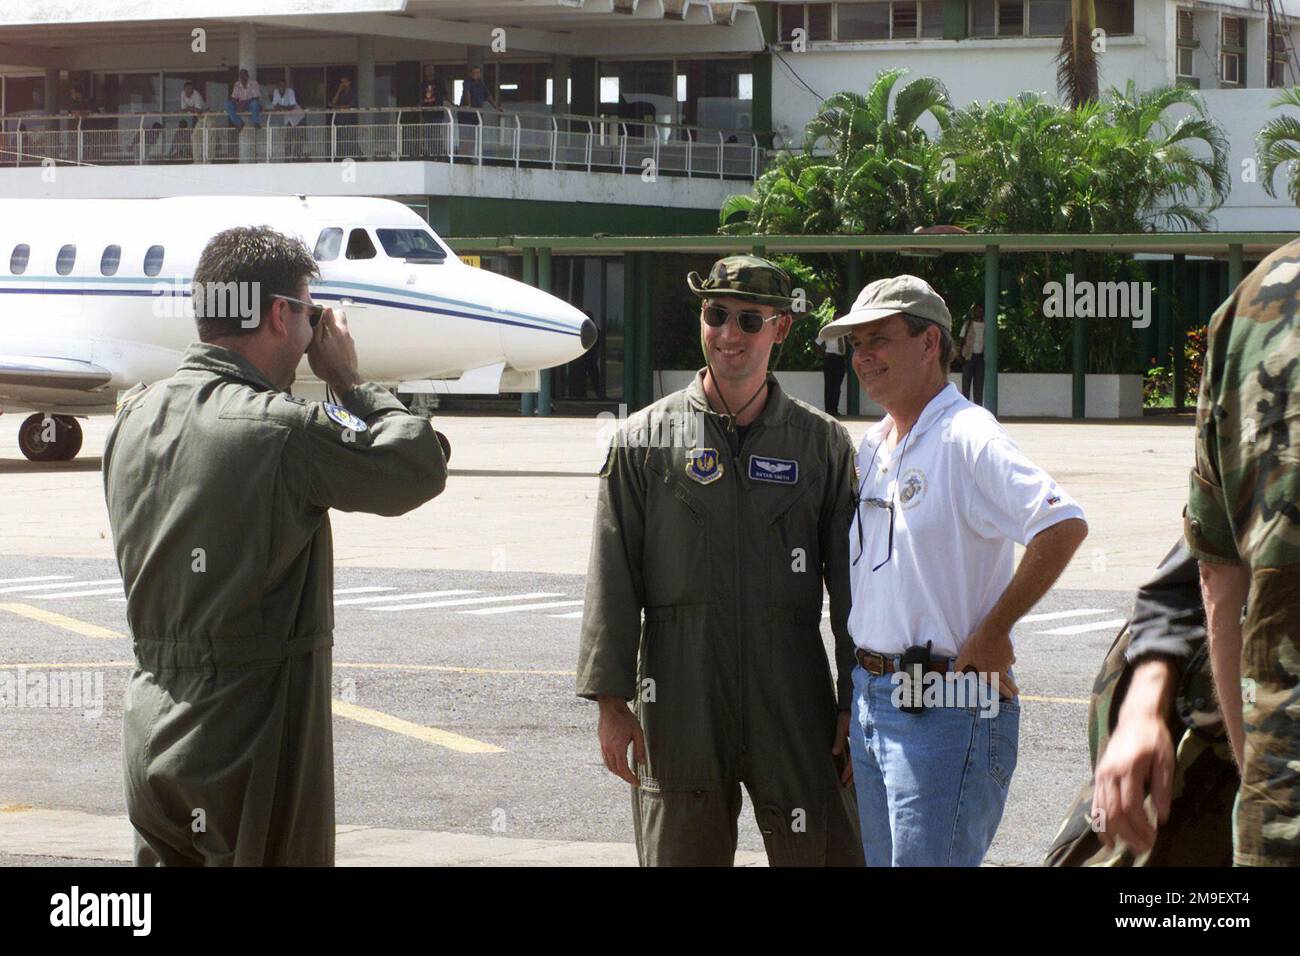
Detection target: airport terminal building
<box><xmin>3</xmin><ymin>0</ymin><xmax>1300</xmax><ymax>408</ymax></box>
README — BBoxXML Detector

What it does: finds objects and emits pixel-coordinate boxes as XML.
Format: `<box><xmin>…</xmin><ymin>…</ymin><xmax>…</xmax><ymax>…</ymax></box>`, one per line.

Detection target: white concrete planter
<box><xmin>654</xmin><ymin>370</ymin><xmax>1144</xmax><ymax>419</ymax></box>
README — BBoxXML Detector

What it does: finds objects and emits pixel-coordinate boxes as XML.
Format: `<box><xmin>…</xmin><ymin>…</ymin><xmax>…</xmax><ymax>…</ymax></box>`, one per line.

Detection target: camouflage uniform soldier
<box><xmin>577</xmin><ymin>256</ymin><xmax>863</xmax><ymax>866</ymax></box>
<box><xmin>1045</xmin><ymin>540</ymin><xmax>1238</xmax><ymax>867</ymax></box>
<box><xmin>1185</xmin><ymin>241</ymin><xmax>1300</xmax><ymax>867</ymax></box>
<box><xmin>104</xmin><ymin>226</ymin><xmax>447</xmax><ymax>865</ymax></box>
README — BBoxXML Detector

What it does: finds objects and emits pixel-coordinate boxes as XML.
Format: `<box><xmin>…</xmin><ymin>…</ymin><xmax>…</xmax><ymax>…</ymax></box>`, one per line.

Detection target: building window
<box><xmin>1028</xmin><ymin>0</ymin><xmax>1069</xmax><ymax>36</ymax></box>
<box><xmin>1176</xmin><ymin>9</ymin><xmax>1197</xmax><ymax>78</ymax></box>
<box><xmin>315</xmin><ymin>228</ymin><xmax>342</xmax><ymax>262</ymax></box>
<box><xmin>143</xmin><ymin>245</ymin><xmax>165</xmax><ymax>277</ymax></box>
<box><xmin>1221</xmin><ymin>15</ymin><xmax>1245</xmax><ymax>86</ymax></box>
<box><xmin>56</xmin><ymin>244</ymin><xmax>76</xmax><ymax>276</ymax></box>
<box><xmin>1095</xmin><ymin>0</ymin><xmax>1133</xmax><ymax>36</ymax></box>
<box><xmin>100</xmin><ymin>245</ymin><xmax>121</xmax><ymax>276</ymax></box>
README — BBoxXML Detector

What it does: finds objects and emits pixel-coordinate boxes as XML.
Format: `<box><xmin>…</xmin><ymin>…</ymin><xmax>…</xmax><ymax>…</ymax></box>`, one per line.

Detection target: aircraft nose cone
<box><xmin>580</xmin><ymin>318</ymin><xmax>597</xmax><ymax>352</ymax></box>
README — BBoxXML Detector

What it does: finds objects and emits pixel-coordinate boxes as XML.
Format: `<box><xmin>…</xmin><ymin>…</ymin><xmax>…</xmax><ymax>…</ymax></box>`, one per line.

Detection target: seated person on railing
<box><xmin>225</xmin><ymin>69</ymin><xmax>262</xmax><ymax>129</ymax></box>
<box><xmin>271</xmin><ymin>77</ymin><xmax>306</xmax><ymax>159</ymax></box>
<box><xmin>180</xmin><ymin>80</ymin><xmax>210</xmax><ymax>163</ymax></box>
<box><xmin>329</xmin><ymin>75</ymin><xmax>358</xmax><ymax>158</ymax></box>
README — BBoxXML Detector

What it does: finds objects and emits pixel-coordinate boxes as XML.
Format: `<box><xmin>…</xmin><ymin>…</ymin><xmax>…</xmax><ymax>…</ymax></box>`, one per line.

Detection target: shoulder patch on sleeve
<box><xmin>323</xmin><ymin>402</ymin><xmax>369</xmax><ymax>432</ymax></box>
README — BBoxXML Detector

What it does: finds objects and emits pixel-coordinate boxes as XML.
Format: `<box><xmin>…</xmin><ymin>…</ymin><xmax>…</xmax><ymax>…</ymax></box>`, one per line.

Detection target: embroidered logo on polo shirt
<box><xmin>898</xmin><ymin>468</ymin><xmax>927</xmax><ymax>509</ymax></box>
<box><xmin>749</xmin><ymin>455</ymin><xmax>798</xmax><ymax>485</ymax></box>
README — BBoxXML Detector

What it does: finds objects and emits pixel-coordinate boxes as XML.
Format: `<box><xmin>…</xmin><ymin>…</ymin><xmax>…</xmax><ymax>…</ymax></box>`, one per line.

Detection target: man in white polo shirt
<box><xmin>818</xmin><ymin>275</ymin><xmax>1089</xmax><ymax>866</ymax></box>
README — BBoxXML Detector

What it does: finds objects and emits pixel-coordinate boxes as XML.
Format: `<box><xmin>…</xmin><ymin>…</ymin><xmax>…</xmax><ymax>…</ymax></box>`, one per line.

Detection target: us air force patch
<box><xmin>749</xmin><ymin>455</ymin><xmax>798</xmax><ymax>485</ymax></box>
<box><xmin>685</xmin><ymin>448</ymin><xmax>723</xmax><ymax>485</ymax></box>
<box><xmin>323</xmin><ymin>402</ymin><xmax>368</xmax><ymax>432</ymax></box>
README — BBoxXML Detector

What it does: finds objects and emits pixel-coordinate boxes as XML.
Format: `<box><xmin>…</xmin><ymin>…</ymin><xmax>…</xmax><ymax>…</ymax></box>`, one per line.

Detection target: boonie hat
<box><xmin>687</xmin><ymin>255</ymin><xmax>795</xmax><ymax>309</ymax></box>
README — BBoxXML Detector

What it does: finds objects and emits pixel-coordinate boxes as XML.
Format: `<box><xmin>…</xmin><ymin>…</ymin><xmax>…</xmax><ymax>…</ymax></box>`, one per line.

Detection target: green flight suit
<box><xmin>577</xmin><ymin>371</ymin><xmax>863</xmax><ymax>866</ymax></box>
<box><xmin>103</xmin><ymin>343</ymin><xmax>447</xmax><ymax>866</ymax></box>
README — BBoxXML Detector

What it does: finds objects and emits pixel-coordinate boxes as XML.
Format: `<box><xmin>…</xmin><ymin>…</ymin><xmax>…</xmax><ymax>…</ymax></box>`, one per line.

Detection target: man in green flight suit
<box><xmin>103</xmin><ymin>225</ymin><xmax>448</xmax><ymax>866</ymax></box>
<box><xmin>1184</xmin><ymin>240</ymin><xmax>1300</xmax><ymax>867</ymax></box>
<box><xmin>577</xmin><ymin>255</ymin><xmax>863</xmax><ymax>866</ymax></box>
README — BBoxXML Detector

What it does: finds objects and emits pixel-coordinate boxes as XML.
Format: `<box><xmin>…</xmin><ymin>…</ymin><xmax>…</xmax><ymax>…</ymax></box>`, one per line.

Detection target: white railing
<box><xmin>0</xmin><ymin>106</ymin><xmax>762</xmax><ymax>181</ymax></box>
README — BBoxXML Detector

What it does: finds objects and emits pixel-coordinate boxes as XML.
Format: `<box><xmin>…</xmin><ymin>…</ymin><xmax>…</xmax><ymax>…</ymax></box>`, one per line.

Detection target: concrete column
<box><xmin>43</xmin><ymin>68</ymin><xmax>60</xmax><ymax>113</ymax></box>
<box><xmin>551</xmin><ymin>55</ymin><xmax>570</xmax><ymax>113</ymax></box>
<box><xmin>238</xmin><ymin>23</ymin><xmax>257</xmax><ymax>162</ymax></box>
<box><xmin>358</xmin><ymin>35</ymin><xmax>376</xmax><ymax>159</ymax></box>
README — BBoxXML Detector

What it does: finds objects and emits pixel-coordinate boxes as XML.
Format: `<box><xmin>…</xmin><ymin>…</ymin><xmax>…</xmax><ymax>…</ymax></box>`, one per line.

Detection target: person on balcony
<box><xmin>271</xmin><ymin>77</ymin><xmax>306</xmax><ymax>160</ymax></box>
<box><xmin>225</xmin><ymin>69</ymin><xmax>262</xmax><ymax>130</ymax></box>
<box><xmin>457</xmin><ymin>66</ymin><xmax>498</xmax><ymax>155</ymax></box>
<box><xmin>329</xmin><ymin>74</ymin><xmax>358</xmax><ymax>159</ymax></box>
<box><xmin>180</xmin><ymin>80</ymin><xmax>210</xmax><ymax>163</ymax></box>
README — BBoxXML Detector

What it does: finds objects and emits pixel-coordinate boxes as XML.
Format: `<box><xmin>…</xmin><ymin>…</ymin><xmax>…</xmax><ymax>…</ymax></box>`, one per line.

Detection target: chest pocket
<box><xmin>641</xmin><ymin>448</ymin><xmax>710</xmax><ymax>605</ymax></box>
<box><xmin>762</xmin><ymin>465</ymin><xmax>824</xmax><ymax>610</ymax></box>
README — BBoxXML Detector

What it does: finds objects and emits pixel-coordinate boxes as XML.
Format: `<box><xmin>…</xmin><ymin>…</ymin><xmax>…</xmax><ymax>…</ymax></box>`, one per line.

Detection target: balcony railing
<box><xmin>0</xmin><ymin>105</ymin><xmax>762</xmax><ymax>181</ymax></box>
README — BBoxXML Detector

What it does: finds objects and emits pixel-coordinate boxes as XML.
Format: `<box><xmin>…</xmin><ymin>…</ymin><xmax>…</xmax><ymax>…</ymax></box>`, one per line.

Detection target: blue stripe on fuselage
<box><xmin>0</xmin><ymin>277</ymin><xmax>581</xmax><ymax>337</ymax></box>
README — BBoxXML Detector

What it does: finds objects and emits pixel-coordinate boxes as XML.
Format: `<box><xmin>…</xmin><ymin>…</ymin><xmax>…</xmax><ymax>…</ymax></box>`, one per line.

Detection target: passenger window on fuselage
<box><xmin>345</xmin><ymin>228</ymin><xmax>377</xmax><ymax>260</ymax></box>
<box><xmin>143</xmin><ymin>245</ymin><xmax>165</xmax><ymax>277</ymax></box>
<box><xmin>9</xmin><ymin>244</ymin><xmax>29</xmax><ymax>275</ymax></box>
<box><xmin>56</xmin><ymin>244</ymin><xmax>77</xmax><ymax>276</ymax></box>
<box><xmin>100</xmin><ymin>244</ymin><xmax>121</xmax><ymax>276</ymax></box>
<box><xmin>315</xmin><ymin>227</ymin><xmax>343</xmax><ymax>261</ymax></box>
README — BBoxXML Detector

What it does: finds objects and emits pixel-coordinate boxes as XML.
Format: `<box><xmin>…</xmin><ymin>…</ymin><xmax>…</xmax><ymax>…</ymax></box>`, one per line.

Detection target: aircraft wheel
<box><xmin>18</xmin><ymin>413</ymin><xmax>82</xmax><ymax>462</ymax></box>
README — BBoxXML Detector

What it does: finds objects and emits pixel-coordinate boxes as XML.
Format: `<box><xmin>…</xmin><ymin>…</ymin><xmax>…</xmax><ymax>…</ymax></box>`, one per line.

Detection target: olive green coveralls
<box><xmin>103</xmin><ymin>343</ymin><xmax>447</xmax><ymax>866</ymax></box>
<box><xmin>577</xmin><ymin>371</ymin><xmax>863</xmax><ymax>866</ymax></box>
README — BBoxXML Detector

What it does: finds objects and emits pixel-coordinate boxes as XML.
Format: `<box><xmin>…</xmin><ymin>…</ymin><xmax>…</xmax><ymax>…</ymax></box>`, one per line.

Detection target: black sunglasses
<box><xmin>702</xmin><ymin>303</ymin><xmax>779</xmax><ymax>334</ymax></box>
<box><xmin>851</xmin><ymin>430</ymin><xmax>913</xmax><ymax>572</ymax></box>
<box><xmin>275</xmin><ymin>294</ymin><xmax>325</xmax><ymax>328</ymax></box>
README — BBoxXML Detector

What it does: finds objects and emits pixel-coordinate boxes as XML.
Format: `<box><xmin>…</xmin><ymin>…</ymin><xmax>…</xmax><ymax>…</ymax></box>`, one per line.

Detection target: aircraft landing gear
<box><xmin>18</xmin><ymin>414</ymin><xmax>84</xmax><ymax>462</ymax></box>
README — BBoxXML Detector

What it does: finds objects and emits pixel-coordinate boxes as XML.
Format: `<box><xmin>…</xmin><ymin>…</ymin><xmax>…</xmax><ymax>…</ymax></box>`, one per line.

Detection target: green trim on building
<box><xmin>943</xmin><ymin>0</ymin><xmax>967</xmax><ymax>39</ymax></box>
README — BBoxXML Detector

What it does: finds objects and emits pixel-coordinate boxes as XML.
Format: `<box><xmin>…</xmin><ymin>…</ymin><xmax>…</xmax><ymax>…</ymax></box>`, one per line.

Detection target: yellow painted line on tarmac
<box><xmin>1021</xmin><ymin>694</ymin><xmax>1088</xmax><ymax>705</ymax></box>
<box><xmin>330</xmin><ymin>698</ymin><xmax>504</xmax><ymax>754</ymax></box>
<box><xmin>0</xmin><ymin>661</ymin><xmax>132</xmax><ymax>669</ymax></box>
<box><xmin>335</xmin><ymin>661</ymin><xmax>574</xmax><ymax>676</ymax></box>
<box><xmin>0</xmin><ymin>604</ymin><xmax>124</xmax><ymax>640</ymax></box>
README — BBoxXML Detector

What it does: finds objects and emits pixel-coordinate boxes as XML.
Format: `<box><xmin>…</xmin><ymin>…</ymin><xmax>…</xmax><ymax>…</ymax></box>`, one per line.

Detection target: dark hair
<box><xmin>192</xmin><ymin>225</ymin><xmax>319</xmax><ymax>341</ymax></box>
<box><xmin>901</xmin><ymin>313</ymin><xmax>955</xmax><ymax>372</ymax></box>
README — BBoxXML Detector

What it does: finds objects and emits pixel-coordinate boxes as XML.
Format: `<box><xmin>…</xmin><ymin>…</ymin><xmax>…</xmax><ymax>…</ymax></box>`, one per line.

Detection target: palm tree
<box><xmin>1056</xmin><ymin>0</ymin><xmax>1099</xmax><ymax>107</ymax></box>
<box><xmin>1256</xmin><ymin>87</ymin><xmax>1300</xmax><ymax>206</ymax></box>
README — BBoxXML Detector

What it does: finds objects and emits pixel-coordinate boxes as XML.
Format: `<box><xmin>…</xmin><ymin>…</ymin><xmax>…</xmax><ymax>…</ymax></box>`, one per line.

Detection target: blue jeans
<box><xmin>848</xmin><ymin>663</ymin><xmax>1019</xmax><ymax>866</ymax></box>
<box><xmin>225</xmin><ymin>97</ymin><xmax>262</xmax><ymax>128</ymax></box>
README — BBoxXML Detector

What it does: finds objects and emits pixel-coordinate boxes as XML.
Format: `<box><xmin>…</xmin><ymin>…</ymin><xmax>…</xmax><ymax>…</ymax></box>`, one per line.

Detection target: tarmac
<box><xmin>0</xmin><ymin>409</ymin><xmax>1198</xmax><ymax>866</ymax></box>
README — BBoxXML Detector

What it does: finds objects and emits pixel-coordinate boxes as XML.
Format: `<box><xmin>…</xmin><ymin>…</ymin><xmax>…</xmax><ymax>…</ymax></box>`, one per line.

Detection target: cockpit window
<box><xmin>314</xmin><ymin>227</ymin><xmax>342</xmax><ymax>262</ymax></box>
<box><xmin>345</xmin><ymin>228</ymin><xmax>377</xmax><ymax>260</ymax></box>
<box><xmin>376</xmin><ymin>228</ymin><xmax>446</xmax><ymax>263</ymax></box>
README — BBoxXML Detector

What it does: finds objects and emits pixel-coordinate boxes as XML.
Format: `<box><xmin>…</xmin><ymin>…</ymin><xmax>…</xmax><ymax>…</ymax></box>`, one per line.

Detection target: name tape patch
<box><xmin>749</xmin><ymin>455</ymin><xmax>798</xmax><ymax>485</ymax></box>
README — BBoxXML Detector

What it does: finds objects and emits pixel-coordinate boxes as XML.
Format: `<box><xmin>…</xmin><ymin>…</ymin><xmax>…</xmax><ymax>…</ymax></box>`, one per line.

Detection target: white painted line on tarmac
<box><xmin>0</xmin><ymin>579</ymin><xmax>119</xmax><ymax>595</ymax></box>
<box><xmin>550</xmin><ymin>611</ymin><xmax>584</xmax><ymax>619</ymax></box>
<box><xmin>334</xmin><ymin>586</ymin><xmax>399</xmax><ymax>596</ymax></box>
<box><xmin>336</xmin><ymin>589</ymin><xmax>477</xmax><ymax>607</ymax></box>
<box><xmin>31</xmin><ymin>587</ymin><xmax>124</xmax><ymax>599</ymax></box>
<box><xmin>0</xmin><ymin>576</ymin><xmax>72</xmax><ymax>586</ymax></box>
<box><xmin>1038</xmin><ymin>618</ymin><xmax>1128</xmax><ymax>636</ymax></box>
<box><xmin>1021</xmin><ymin>608</ymin><xmax>1113</xmax><ymax>624</ymax></box>
<box><xmin>463</xmin><ymin>599</ymin><xmax>584</xmax><ymax>616</ymax></box>
<box><xmin>368</xmin><ymin>592</ymin><xmax>562</xmax><ymax>612</ymax></box>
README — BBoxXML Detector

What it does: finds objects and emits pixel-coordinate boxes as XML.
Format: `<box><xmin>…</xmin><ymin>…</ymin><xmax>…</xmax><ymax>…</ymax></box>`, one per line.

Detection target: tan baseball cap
<box><xmin>817</xmin><ymin>274</ymin><xmax>952</xmax><ymax>342</ymax></box>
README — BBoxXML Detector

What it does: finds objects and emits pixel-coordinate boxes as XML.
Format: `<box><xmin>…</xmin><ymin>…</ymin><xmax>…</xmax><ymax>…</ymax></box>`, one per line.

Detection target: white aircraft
<box><xmin>0</xmin><ymin>195</ymin><xmax>595</xmax><ymax>461</ymax></box>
